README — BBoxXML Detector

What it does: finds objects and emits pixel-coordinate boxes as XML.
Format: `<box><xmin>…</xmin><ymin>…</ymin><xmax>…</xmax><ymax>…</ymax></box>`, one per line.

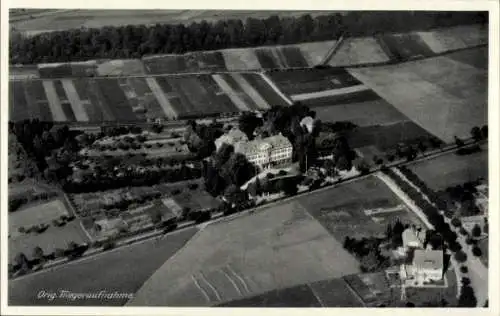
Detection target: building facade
<box><xmin>235</xmin><ymin>134</ymin><xmax>293</xmax><ymax>170</ymax></box>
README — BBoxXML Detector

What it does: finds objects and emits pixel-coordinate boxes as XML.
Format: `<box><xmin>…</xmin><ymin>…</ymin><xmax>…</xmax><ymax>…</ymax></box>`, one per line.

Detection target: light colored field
<box><xmin>298</xmin><ymin>40</ymin><xmax>336</xmax><ymax>65</ymax></box>
<box><xmin>96</xmin><ymin>59</ymin><xmax>146</xmax><ymax>76</ymax></box>
<box><xmin>231</xmin><ymin>74</ymin><xmax>270</xmax><ymax>109</ymax></box>
<box><xmin>61</xmin><ymin>79</ymin><xmax>89</xmax><ymax>121</ymax></box>
<box><xmin>290</xmin><ymin>84</ymin><xmax>370</xmax><ymax>101</ymax></box>
<box><xmin>221</xmin><ymin>49</ymin><xmax>261</xmax><ymax>71</ymax></box>
<box><xmin>348</xmin><ymin>55</ymin><xmax>487</xmax><ymax>142</ymax></box>
<box><xmin>9</xmin><ymin>222</ymin><xmax>89</xmax><ymax>262</ymax></box>
<box><xmin>145</xmin><ymin>77</ymin><xmax>178</xmax><ymax>119</ymax></box>
<box><xmin>313</xmin><ymin>98</ymin><xmax>407</xmax><ymax>126</ymax></box>
<box><xmin>42</xmin><ymin>80</ymin><xmax>66</xmax><ymax>121</ymax></box>
<box><xmin>12</xmin><ymin>10</ymin><xmax>336</xmax><ymax>35</ymax></box>
<box><xmin>417</xmin><ymin>24</ymin><xmax>487</xmax><ymax>54</ymax></box>
<box><xmin>408</xmin><ymin>147</ymin><xmax>488</xmax><ymax>190</ymax></box>
<box><xmin>9</xmin><ymin>199</ymin><xmax>69</xmax><ymax>233</ymax></box>
<box><xmin>129</xmin><ymin>201</ymin><xmax>360</xmax><ymax>306</ymax></box>
<box><xmin>328</xmin><ymin>37</ymin><xmax>390</xmax><ymax>66</ymax></box>
<box><xmin>211</xmin><ymin>74</ymin><xmax>250</xmax><ymax>111</ymax></box>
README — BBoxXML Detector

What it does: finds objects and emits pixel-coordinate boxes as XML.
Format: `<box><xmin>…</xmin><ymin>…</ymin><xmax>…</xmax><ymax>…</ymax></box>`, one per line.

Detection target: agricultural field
<box><xmin>96</xmin><ymin>59</ymin><xmax>146</xmax><ymax>76</ymax></box>
<box><xmin>327</xmin><ymin>37</ymin><xmax>390</xmax><ymax>66</ymax></box>
<box><xmin>407</xmin><ymin>146</ymin><xmax>488</xmax><ymax>191</ymax></box>
<box><xmin>11</xmin><ymin>10</ymin><xmax>334</xmax><ymax>35</ymax></box>
<box><xmin>143</xmin><ymin>51</ymin><xmax>227</xmax><ymax>74</ymax></box>
<box><xmin>37</xmin><ymin>62</ymin><xmax>98</xmax><ymax>78</ymax></box>
<box><xmin>9</xmin><ymin>199</ymin><xmax>69</xmax><ymax>234</ymax></box>
<box><xmin>8</xmin><ymin>227</ymin><xmax>198</xmax><ymax>306</ymax></box>
<box><xmin>298</xmin><ymin>176</ymin><xmax>426</xmax><ymax>241</ymax></box>
<box><xmin>349</xmin><ymin>48</ymin><xmax>488</xmax><ymax>142</ymax></box>
<box><xmin>416</xmin><ymin>24</ymin><xmax>488</xmax><ymax>54</ymax></box>
<box><xmin>129</xmin><ymin>201</ymin><xmax>360</xmax><ymax>306</ymax></box>
<box><xmin>376</xmin><ymin>33</ymin><xmax>434</xmax><ymax>61</ymax></box>
<box><xmin>267</xmin><ymin>68</ymin><xmax>363</xmax><ymax>96</ymax></box>
<box><xmin>9</xmin><ymin>66</ymin><xmax>40</xmax><ymax>80</ymax></box>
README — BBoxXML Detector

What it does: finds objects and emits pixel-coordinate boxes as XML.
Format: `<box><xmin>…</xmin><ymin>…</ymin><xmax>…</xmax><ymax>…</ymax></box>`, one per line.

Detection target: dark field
<box><xmin>9</xmin><ymin>227</ymin><xmax>198</xmax><ymax>306</ymax></box>
<box><xmin>446</xmin><ymin>46</ymin><xmax>488</xmax><ymax>70</ymax></box>
<box><xmin>377</xmin><ymin>33</ymin><xmax>434</xmax><ymax>61</ymax></box>
<box><xmin>310</xmin><ymin>278</ymin><xmax>364</xmax><ymax>307</ymax></box>
<box><xmin>241</xmin><ymin>73</ymin><xmax>290</xmax><ymax>107</ymax></box>
<box><xmin>219</xmin><ymin>284</ymin><xmax>322</xmax><ymax>307</ymax></box>
<box><xmin>267</xmin><ymin>68</ymin><xmax>362</xmax><ymax>95</ymax></box>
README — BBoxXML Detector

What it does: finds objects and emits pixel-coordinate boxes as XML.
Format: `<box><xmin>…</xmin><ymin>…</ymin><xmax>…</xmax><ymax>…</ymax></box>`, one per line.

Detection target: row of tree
<box><xmin>10</xmin><ymin>12</ymin><xmax>487</xmax><ymax>64</ymax></box>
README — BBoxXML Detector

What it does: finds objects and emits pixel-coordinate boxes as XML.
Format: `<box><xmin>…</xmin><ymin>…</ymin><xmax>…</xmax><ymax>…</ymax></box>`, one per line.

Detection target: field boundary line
<box><xmin>259</xmin><ymin>73</ymin><xmax>293</xmax><ymax>105</ymax></box>
<box><xmin>231</xmin><ymin>73</ymin><xmax>270</xmax><ymax>110</ymax></box>
<box><xmin>308</xmin><ymin>284</ymin><xmax>327</xmax><ymax>307</ymax></box>
<box><xmin>199</xmin><ymin>271</ymin><xmax>222</xmax><ymax>301</ymax></box>
<box><xmin>220</xmin><ymin>268</ymin><xmax>243</xmax><ymax>296</ymax></box>
<box><xmin>41</xmin><ymin>80</ymin><xmax>67</xmax><ymax>121</ymax></box>
<box><xmin>290</xmin><ymin>84</ymin><xmax>371</xmax><ymax>101</ymax></box>
<box><xmin>211</xmin><ymin>74</ymin><xmax>251</xmax><ymax>112</ymax></box>
<box><xmin>61</xmin><ymin>79</ymin><xmax>89</xmax><ymax>121</ymax></box>
<box><xmin>145</xmin><ymin>77</ymin><xmax>178</xmax><ymax>119</ymax></box>
<box><xmin>321</xmin><ymin>34</ymin><xmax>346</xmax><ymax>65</ymax></box>
<box><xmin>343</xmin><ymin>278</ymin><xmax>368</xmax><ymax>307</ymax></box>
<box><xmin>226</xmin><ymin>264</ymin><xmax>251</xmax><ymax>295</ymax></box>
<box><xmin>191</xmin><ymin>275</ymin><xmax>212</xmax><ymax>303</ymax></box>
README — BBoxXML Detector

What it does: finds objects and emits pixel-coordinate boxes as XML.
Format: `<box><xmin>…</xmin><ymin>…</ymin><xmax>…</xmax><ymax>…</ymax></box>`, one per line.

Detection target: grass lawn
<box><xmin>129</xmin><ymin>201</ymin><xmax>360</xmax><ymax>306</ymax></box>
<box><xmin>8</xmin><ymin>227</ymin><xmax>198</xmax><ymax>306</ymax></box>
<box><xmin>298</xmin><ymin>176</ymin><xmax>426</xmax><ymax>240</ymax></box>
<box><xmin>349</xmin><ymin>53</ymin><xmax>487</xmax><ymax>142</ymax></box>
<box><xmin>9</xmin><ymin>199</ymin><xmax>69</xmax><ymax>233</ymax></box>
<box><xmin>408</xmin><ymin>147</ymin><xmax>488</xmax><ymax>191</ymax></box>
<box><xmin>9</xmin><ymin>221</ymin><xmax>90</xmax><ymax>262</ymax></box>
<box><xmin>343</xmin><ymin>272</ymin><xmax>392</xmax><ymax>306</ymax></box>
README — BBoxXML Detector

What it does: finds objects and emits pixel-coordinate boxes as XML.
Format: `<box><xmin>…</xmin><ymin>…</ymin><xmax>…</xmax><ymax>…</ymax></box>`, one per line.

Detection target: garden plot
<box><xmin>222</xmin><ymin>48</ymin><xmax>262</xmax><ymax>71</ymax></box>
<box><xmin>23</xmin><ymin>80</ymin><xmax>52</xmax><ymax>121</ymax></box>
<box><xmin>96</xmin><ymin>59</ymin><xmax>146</xmax><ymax>76</ymax></box>
<box><xmin>408</xmin><ymin>147</ymin><xmax>488</xmax><ymax>191</ymax></box>
<box><xmin>95</xmin><ymin>79</ymin><xmax>138</xmax><ymax>121</ymax></box>
<box><xmin>417</xmin><ymin>24</ymin><xmax>487</xmax><ymax>54</ymax></box>
<box><xmin>145</xmin><ymin>77</ymin><xmax>179</xmax><ymax>119</ymax></box>
<box><xmin>143</xmin><ymin>55</ymin><xmax>188</xmax><ymax>74</ymax></box>
<box><xmin>129</xmin><ymin>201</ymin><xmax>360</xmax><ymax>306</ymax></box>
<box><xmin>52</xmin><ymin>80</ymin><xmax>76</xmax><ymax>121</ymax></box>
<box><xmin>61</xmin><ymin>79</ymin><xmax>90</xmax><ymax>121</ymax></box>
<box><xmin>242</xmin><ymin>73</ymin><xmax>292</xmax><ymax>107</ymax></box>
<box><xmin>298</xmin><ymin>176</ymin><xmax>426</xmax><ymax>241</ymax></box>
<box><xmin>41</xmin><ymin>80</ymin><xmax>67</xmax><ymax>121</ymax></box>
<box><xmin>328</xmin><ymin>37</ymin><xmax>390</xmax><ymax>66</ymax></box>
<box><xmin>127</xmin><ymin>77</ymin><xmax>166</xmax><ymax>120</ymax></box>
<box><xmin>10</xmin><ymin>66</ymin><xmax>40</xmax><ymax>80</ymax></box>
<box><xmin>348</xmin><ymin>54</ymin><xmax>487</xmax><ymax>142</ymax></box>
<box><xmin>211</xmin><ymin>74</ymin><xmax>252</xmax><ymax>112</ymax></box>
<box><xmin>9</xmin><ymin>81</ymin><xmax>31</xmax><ymax>122</ymax></box>
<box><xmin>73</xmin><ymin>79</ymin><xmax>108</xmax><ymax>121</ymax></box>
<box><xmin>343</xmin><ymin>272</ymin><xmax>392</xmax><ymax>306</ymax></box>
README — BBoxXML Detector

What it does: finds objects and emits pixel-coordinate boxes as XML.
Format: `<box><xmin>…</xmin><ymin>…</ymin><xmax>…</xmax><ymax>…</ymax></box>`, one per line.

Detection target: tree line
<box><xmin>10</xmin><ymin>12</ymin><xmax>487</xmax><ymax>64</ymax></box>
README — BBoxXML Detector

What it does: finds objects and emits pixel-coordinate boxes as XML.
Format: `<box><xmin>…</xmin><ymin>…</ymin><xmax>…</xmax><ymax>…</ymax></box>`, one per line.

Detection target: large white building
<box><xmin>234</xmin><ymin>134</ymin><xmax>293</xmax><ymax>169</ymax></box>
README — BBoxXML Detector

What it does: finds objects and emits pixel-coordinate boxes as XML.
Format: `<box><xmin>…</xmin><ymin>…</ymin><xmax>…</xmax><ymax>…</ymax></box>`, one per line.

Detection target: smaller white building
<box><xmin>401</xmin><ymin>249</ymin><xmax>444</xmax><ymax>285</ymax></box>
<box><xmin>214</xmin><ymin>128</ymin><xmax>249</xmax><ymax>151</ymax></box>
<box><xmin>402</xmin><ymin>227</ymin><xmax>426</xmax><ymax>250</ymax></box>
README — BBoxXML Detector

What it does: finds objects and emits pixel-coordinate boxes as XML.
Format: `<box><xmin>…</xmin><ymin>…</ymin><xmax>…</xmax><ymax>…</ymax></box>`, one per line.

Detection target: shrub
<box><xmin>459</xmin><ymin>227</ymin><xmax>468</xmax><ymax>236</ymax></box>
<box><xmin>451</xmin><ymin>218</ymin><xmax>462</xmax><ymax>227</ymax></box>
<box><xmin>472</xmin><ymin>247</ymin><xmax>482</xmax><ymax>257</ymax></box>
<box><xmin>460</xmin><ymin>266</ymin><xmax>468</xmax><ymax>273</ymax></box>
<box><xmin>461</xmin><ymin>277</ymin><xmax>471</xmax><ymax>286</ymax></box>
<box><xmin>102</xmin><ymin>241</ymin><xmax>116</xmax><ymax>251</ymax></box>
<box><xmin>454</xmin><ymin>250</ymin><xmax>467</xmax><ymax>263</ymax></box>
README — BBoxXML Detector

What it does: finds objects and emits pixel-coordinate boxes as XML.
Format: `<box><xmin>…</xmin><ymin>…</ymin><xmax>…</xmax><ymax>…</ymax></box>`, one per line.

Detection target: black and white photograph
<box><xmin>1</xmin><ymin>3</ymin><xmax>497</xmax><ymax>313</ymax></box>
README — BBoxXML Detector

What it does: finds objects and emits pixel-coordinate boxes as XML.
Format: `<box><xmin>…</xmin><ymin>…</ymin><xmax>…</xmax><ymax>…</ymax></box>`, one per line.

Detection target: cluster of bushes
<box><xmin>8</xmin><ymin>191</ymin><xmax>58</xmax><ymax>212</ymax></box>
<box><xmin>247</xmin><ymin>174</ymin><xmax>301</xmax><ymax>198</ymax></box>
<box><xmin>17</xmin><ymin>223</ymin><xmax>49</xmax><ymax>235</ymax></box>
<box><xmin>458</xmin><ymin>277</ymin><xmax>477</xmax><ymax>307</ymax></box>
<box><xmin>456</xmin><ymin>145</ymin><xmax>482</xmax><ymax>156</ymax></box>
<box><xmin>343</xmin><ymin>236</ymin><xmax>390</xmax><ymax>272</ymax></box>
<box><xmin>62</xmin><ymin>164</ymin><xmax>203</xmax><ymax>193</ymax></box>
<box><xmin>10</xmin><ymin>12</ymin><xmax>486</xmax><ymax>64</ymax></box>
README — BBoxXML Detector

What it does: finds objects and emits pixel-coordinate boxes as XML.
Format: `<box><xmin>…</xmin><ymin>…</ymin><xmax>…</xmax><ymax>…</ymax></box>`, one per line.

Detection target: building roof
<box><xmin>402</xmin><ymin>228</ymin><xmax>423</xmax><ymax>247</ymax></box>
<box><xmin>215</xmin><ymin>128</ymin><xmax>248</xmax><ymax>149</ymax></box>
<box><xmin>235</xmin><ymin>134</ymin><xmax>292</xmax><ymax>156</ymax></box>
<box><xmin>412</xmin><ymin>249</ymin><xmax>443</xmax><ymax>271</ymax></box>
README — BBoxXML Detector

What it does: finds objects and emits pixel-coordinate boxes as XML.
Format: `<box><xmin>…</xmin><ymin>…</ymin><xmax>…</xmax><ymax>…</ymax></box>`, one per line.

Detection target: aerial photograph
<box><xmin>6</xmin><ymin>9</ymin><xmax>489</xmax><ymax>308</ymax></box>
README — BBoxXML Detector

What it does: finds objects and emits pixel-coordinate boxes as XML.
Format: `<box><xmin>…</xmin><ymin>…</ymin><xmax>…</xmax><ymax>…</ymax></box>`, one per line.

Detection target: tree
<box><xmin>472</xmin><ymin>247</ymin><xmax>482</xmax><ymax>257</ymax></box>
<box><xmin>472</xmin><ymin>224</ymin><xmax>482</xmax><ymax>237</ymax></box>
<box><xmin>470</xmin><ymin>126</ymin><xmax>482</xmax><ymax>142</ymax></box>
<box><xmin>481</xmin><ymin>125</ymin><xmax>488</xmax><ymax>139</ymax></box>
<box><xmin>458</xmin><ymin>285</ymin><xmax>477</xmax><ymax>307</ymax></box>
<box><xmin>32</xmin><ymin>246</ymin><xmax>45</xmax><ymax>262</ymax></box>
<box><xmin>279</xmin><ymin>178</ymin><xmax>298</xmax><ymax>196</ymax></box>
<box><xmin>451</xmin><ymin>217</ymin><xmax>462</xmax><ymax>227</ymax></box>
<box><xmin>454</xmin><ymin>136</ymin><xmax>465</xmax><ymax>147</ymax></box>
<box><xmin>460</xmin><ymin>266</ymin><xmax>468</xmax><ymax>273</ymax></box>
<box><xmin>454</xmin><ymin>250</ymin><xmax>467</xmax><ymax>263</ymax></box>
<box><xmin>483</xmin><ymin>218</ymin><xmax>488</xmax><ymax>234</ymax></box>
<box><xmin>238</xmin><ymin>112</ymin><xmax>262</xmax><ymax>140</ymax></box>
